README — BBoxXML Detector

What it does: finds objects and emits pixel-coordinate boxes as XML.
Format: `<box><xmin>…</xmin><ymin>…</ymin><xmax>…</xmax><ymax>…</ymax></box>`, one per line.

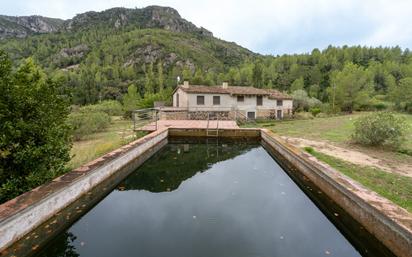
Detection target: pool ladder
<box><xmin>206</xmin><ymin>113</ymin><xmax>219</xmax><ymax>137</ymax></box>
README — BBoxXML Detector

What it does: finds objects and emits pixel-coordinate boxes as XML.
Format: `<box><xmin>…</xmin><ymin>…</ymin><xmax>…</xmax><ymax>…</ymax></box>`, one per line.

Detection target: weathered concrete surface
<box><xmin>261</xmin><ymin>129</ymin><xmax>412</xmax><ymax>257</ymax></box>
<box><xmin>168</xmin><ymin>128</ymin><xmax>260</xmax><ymax>138</ymax></box>
<box><xmin>139</xmin><ymin>119</ymin><xmax>239</xmax><ymax>131</ymax></box>
<box><xmin>0</xmin><ymin>128</ymin><xmax>168</xmax><ymax>252</ymax></box>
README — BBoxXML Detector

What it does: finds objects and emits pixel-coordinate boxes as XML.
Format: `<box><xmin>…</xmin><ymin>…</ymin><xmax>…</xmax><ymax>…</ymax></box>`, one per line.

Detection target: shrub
<box><xmin>79</xmin><ymin>100</ymin><xmax>123</xmax><ymax>116</ymax></box>
<box><xmin>310</xmin><ymin>107</ymin><xmax>321</xmax><ymax>117</ymax></box>
<box><xmin>316</xmin><ymin>113</ymin><xmax>329</xmax><ymax>118</ymax></box>
<box><xmin>0</xmin><ymin>54</ymin><xmax>71</xmax><ymax>203</ymax></box>
<box><xmin>352</xmin><ymin>112</ymin><xmax>408</xmax><ymax>147</ymax></box>
<box><xmin>304</xmin><ymin>146</ymin><xmax>315</xmax><ymax>154</ymax></box>
<box><xmin>294</xmin><ymin>112</ymin><xmax>314</xmax><ymax>120</ymax></box>
<box><xmin>291</xmin><ymin>90</ymin><xmax>322</xmax><ymax>112</ymax></box>
<box><xmin>67</xmin><ymin>111</ymin><xmax>111</xmax><ymax>140</ymax></box>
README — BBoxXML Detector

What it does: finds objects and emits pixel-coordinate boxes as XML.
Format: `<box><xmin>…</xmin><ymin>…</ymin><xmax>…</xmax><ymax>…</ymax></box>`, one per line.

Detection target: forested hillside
<box><xmin>1</xmin><ymin>6</ymin><xmax>411</xmax><ymax>113</ymax></box>
<box><xmin>0</xmin><ymin>6</ymin><xmax>255</xmax><ymax>105</ymax></box>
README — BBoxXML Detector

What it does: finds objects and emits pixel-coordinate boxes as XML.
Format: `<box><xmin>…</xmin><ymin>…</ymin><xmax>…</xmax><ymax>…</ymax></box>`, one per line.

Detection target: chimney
<box><xmin>222</xmin><ymin>82</ymin><xmax>229</xmax><ymax>89</ymax></box>
<box><xmin>182</xmin><ymin>81</ymin><xmax>190</xmax><ymax>88</ymax></box>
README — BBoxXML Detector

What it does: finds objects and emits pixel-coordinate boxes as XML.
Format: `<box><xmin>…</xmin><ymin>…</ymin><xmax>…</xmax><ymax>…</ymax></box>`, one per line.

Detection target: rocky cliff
<box><xmin>0</xmin><ymin>6</ymin><xmax>212</xmax><ymax>39</ymax></box>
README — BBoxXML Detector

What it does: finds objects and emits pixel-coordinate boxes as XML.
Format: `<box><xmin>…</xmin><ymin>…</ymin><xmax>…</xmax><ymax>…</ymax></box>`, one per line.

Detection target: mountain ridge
<box><xmin>0</xmin><ymin>6</ymin><xmax>213</xmax><ymax>39</ymax></box>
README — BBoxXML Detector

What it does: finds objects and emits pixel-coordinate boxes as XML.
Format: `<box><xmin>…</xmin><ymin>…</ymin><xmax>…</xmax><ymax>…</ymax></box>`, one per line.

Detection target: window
<box><xmin>257</xmin><ymin>96</ymin><xmax>263</xmax><ymax>106</ymax></box>
<box><xmin>247</xmin><ymin>112</ymin><xmax>256</xmax><ymax>119</ymax></box>
<box><xmin>197</xmin><ymin>95</ymin><xmax>205</xmax><ymax>105</ymax></box>
<box><xmin>213</xmin><ymin>96</ymin><xmax>220</xmax><ymax>105</ymax></box>
<box><xmin>277</xmin><ymin>100</ymin><xmax>283</xmax><ymax>106</ymax></box>
<box><xmin>237</xmin><ymin>95</ymin><xmax>244</xmax><ymax>102</ymax></box>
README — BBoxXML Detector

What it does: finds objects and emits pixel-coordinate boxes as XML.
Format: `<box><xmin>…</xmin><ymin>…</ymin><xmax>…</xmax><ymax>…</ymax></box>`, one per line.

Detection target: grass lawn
<box><xmin>68</xmin><ymin>117</ymin><xmax>146</xmax><ymax>169</ymax></box>
<box><xmin>246</xmin><ymin>112</ymin><xmax>412</xmax><ymax>160</ymax></box>
<box><xmin>304</xmin><ymin>147</ymin><xmax>412</xmax><ymax>213</ymax></box>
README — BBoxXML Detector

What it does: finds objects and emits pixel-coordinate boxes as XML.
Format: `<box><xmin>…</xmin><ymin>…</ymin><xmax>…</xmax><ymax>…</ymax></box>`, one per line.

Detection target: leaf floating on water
<box><xmin>334</xmin><ymin>213</ymin><xmax>339</xmax><ymax>217</ymax></box>
<box><xmin>281</xmin><ymin>192</ymin><xmax>286</xmax><ymax>195</ymax></box>
<box><xmin>325</xmin><ymin>250</ymin><xmax>331</xmax><ymax>255</ymax></box>
<box><xmin>279</xmin><ymin>236</ymin><xmax>284</xmax><ymax>240</ymax></box>
<box><xmin>160</xmin><ymin>179</ymin><xmax>164</xmax><ymax>183</ymax></box>
<box><xmin>80</xmin><ymin>242</ymin><xmax>85</xmax><ymax>246</ymax></box>
<box><xmin>193</xmin><ymin>215</ymin><xmax>197</xmax><ymax>219</ymax></box>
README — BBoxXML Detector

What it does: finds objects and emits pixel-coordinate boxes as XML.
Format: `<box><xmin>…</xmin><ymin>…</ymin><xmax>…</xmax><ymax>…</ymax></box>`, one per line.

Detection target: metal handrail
<box><xmin>133</xmin><ymin>108</ymin><xmax>159</xmax><ymax>131</ymax></box>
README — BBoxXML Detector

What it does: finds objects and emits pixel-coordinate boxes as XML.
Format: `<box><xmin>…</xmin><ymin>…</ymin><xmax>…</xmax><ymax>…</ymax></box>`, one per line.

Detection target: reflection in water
<box><xmin>35</xmin><ymin>232</ymin><xmax>79</xmax><ymax>257</ymax></box>
<box><xmin>35</xmin><ymin>142</ymin><xmax>362</xmax><ymax>257</ymax></box>
<box><xmin>120</xmin><ymin>142</ymin><xmax>256</xmax><ymax>192</ymax></box>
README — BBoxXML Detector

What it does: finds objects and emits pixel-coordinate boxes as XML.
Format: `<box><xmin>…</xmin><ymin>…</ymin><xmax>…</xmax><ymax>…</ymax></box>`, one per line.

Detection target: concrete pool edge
<box><xmin>0</xmin><ymin>127</ymin><xmax>411</xmax><ymax>257</ymax></box>
<box><xmin>0</xmin><ymin>128</ymin><xmax>168</xmax><ymax>252</ymax></box>
<box><xmin>260</xmin><ymin>129</ymin><xmax>412</xmax><ymax>257</ymax></box>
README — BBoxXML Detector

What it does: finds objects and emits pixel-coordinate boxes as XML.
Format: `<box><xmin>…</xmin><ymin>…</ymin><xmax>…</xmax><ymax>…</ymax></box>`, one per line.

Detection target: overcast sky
<box><xmin>2</xmin><ymin>0</ymin><xmax>412</xmax><ymax>55</ymax></box>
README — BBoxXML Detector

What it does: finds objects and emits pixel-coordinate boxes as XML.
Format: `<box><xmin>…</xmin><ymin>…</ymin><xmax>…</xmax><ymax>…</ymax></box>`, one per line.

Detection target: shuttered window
<box><xmin>197</xmin><ymin>95</ymin><xmax>205</xmax><ymax>105</ymax></box>
<box><xmin>213</xmin><ymin>96</ymin><xmax>220</xmax><ymax>105</ymax></box>
<box><xmin>257</xmin><ymin>96</ymin><xmax>263</xmax><ymax>106</ymax></box>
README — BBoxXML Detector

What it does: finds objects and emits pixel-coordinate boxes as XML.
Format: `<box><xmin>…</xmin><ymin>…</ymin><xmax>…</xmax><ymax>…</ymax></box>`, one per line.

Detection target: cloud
<box><xmin>2</xmin><ymin>0</ymin><xmax>412</xmax><ymax>54</ymax></box>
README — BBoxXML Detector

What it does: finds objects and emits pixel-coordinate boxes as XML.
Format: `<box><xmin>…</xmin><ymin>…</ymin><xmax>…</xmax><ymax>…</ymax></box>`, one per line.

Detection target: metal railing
<box><xmin>231</xmin><ymin>110</ymin><xmax>258</xmax><ymax>127</ymax></box>
<box><xmin>132</xmin><ymin>108</ymin><xmax>159</xmax><ymax>131</ymax></box>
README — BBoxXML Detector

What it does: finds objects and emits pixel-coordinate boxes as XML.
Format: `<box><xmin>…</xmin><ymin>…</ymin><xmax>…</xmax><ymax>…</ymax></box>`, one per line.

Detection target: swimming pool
<box><xmin>27</xmin><ymin>139</ymin><xmax>394</xmax><ymax>257</ymax></box>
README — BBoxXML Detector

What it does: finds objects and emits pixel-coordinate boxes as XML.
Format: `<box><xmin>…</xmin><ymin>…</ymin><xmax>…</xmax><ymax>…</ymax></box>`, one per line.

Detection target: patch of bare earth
<box><xmin>282</xmin><ymin>136</ymin><xmax>412</xmax><ymax>178</ymax></box>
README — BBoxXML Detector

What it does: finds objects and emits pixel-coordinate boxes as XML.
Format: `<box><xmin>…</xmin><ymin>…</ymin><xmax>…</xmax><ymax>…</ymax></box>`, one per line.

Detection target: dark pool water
<box><xmin>35</xmin><ymin>142</ymin><xmax>362</xmax><ymax>257</ymax></box>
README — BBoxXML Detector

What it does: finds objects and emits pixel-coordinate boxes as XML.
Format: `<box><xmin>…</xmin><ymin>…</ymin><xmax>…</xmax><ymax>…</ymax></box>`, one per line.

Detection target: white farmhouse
<box><xmin>172</xmin><ymin>81</ymin><xmax>293</xmax><ymax>119</ymax></box>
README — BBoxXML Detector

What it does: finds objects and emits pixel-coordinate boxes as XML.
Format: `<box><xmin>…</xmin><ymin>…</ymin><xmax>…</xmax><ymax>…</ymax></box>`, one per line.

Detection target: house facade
<box><xmin>172</xmin><ymin>81</ymin><xmax>293</xmax><ymax>119</ymax></box>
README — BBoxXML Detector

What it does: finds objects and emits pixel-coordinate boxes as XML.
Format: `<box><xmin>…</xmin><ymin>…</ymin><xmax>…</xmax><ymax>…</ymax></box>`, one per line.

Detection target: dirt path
<box><xmin>282</xmin><ymin>136</ymin><xmax>412</xmax><ymax>178</ymax></box>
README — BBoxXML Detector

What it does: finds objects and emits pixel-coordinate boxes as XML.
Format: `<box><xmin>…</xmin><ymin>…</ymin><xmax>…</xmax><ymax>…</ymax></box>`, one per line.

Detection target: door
<box><xmin>277</xmin><ymin>110</ymin><xmax>282</xmax><ymax>119</ymax></box>
<box><xmin>176</xmin><ymin>93</ymin><xmax>179</xmax><ymax>107</ymax></box>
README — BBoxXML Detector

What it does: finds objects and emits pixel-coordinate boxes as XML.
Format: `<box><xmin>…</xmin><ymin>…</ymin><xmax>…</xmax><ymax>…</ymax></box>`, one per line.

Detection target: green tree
<box><xmin>389</xmin><ymin>77</ymin><xmax>412</xmax><ymax>113</ymax></box>
<box><xmin>122</xmin><ymin>84</ymin><xmax>141</xmax><ymax>117</ymax></box>
<box><xmin>252</xmin><ymin>62</ymin><xmax>264</xmax><ymax>88</ymax></box>
<box><xmin>192</xmin><ymin>69</ymin><xmax>204</xmax><ymax>84</ymax></box>
<box><xmin>290</xmin><ymin>77</ymin><xmax>305</xmax><ymax>92</ymax></box>
<box><xmin>157</xmin><ymin>62</ymin><xmax>164</xmax><ymax>93</ymax></box>
<box><xmin>144</xmin><ymin>63</ymin><xmax>156</xmax><ymax>95</ymax></box>
<box><xmin>329</xmin><ymin>62</ymin><xmax>372</xmax><ymax>113</ymax></box>
<box><xmin>0</xmin><ymin>53</ymin><xmax>71</xmax><ymax>202</ymax></box>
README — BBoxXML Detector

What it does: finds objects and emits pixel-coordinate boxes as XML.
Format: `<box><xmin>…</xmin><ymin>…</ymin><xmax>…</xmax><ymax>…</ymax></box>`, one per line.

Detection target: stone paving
<box><xmin>139</xmin><ymin>119</ymin><xmax>239</xmax><ymax>131</ymax></box>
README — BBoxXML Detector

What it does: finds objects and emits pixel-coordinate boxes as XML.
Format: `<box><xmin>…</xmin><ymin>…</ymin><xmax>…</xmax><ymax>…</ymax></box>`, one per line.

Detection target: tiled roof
<box><xmin>265</xmin><ymin>89</ymin><xmax>293</xmax><ymax>100</ymax></box>
<box><xmin>177</xmin><ymin>85</ymin><xmax>292</xmax><ymax>99</ymax></box>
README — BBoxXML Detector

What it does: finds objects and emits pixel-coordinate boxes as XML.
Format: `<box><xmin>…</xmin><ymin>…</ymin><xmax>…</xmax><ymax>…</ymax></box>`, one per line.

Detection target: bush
<box><xmin>316</xmin><ymin>113</ymin><xmax>329</xmax><ymax>118</ymax></box>
<box><xmin>67</xmin><ymin>111</ymin><xmax>111</xmax><ymax>140</ymax></box>
<box><xmin>294</xmin><ymin>112</ymin><xmax>314</xmax><ymax>120</ymax></box>
<box><xmin>304</xmin><ymin>146</ymin><xmax>315</xmax><ymax>154</ymax></box>
<box><xmin>352</xmin><ymin>112</ymin><xmax>408</xmax><ymax>147</ymax></box>
<box><xmin>0</xmin><ymin>54</ymin><xmax>71</xmax><ymax>203</ymax></box>
<box><xmin>310</xmin><ymin>107</ymin><xmax>321</xmax><ymax>117</ymax></box>
<box><xmin>79</xmin><ymin>100</ymin><xmax>123</xmax><ymax>116</ymax></box>
<box><xmin>291</xmin><ymin>90</ymin><xmax>322</xmax><ymax>112</ymax></box>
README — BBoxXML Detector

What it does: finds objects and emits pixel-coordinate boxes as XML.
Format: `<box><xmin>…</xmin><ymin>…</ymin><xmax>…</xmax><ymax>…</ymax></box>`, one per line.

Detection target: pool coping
<box><xmin>0</xmin><ymin>127</ymin><xmax>411</xmax><ymax>257</ymax></box>
<box><xmin>260</xmin><ymin>129</ymin><xmax>412</xmax><ymax>257</ymax></box>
